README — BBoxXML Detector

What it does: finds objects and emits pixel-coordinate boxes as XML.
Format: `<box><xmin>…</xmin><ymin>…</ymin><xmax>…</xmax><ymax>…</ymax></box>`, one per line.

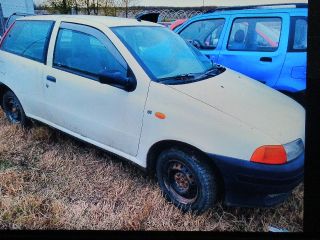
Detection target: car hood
<box><xmin>169</xmin><ymin>68</ymin><xmax>305</xmax><ymax>144</ymax></box>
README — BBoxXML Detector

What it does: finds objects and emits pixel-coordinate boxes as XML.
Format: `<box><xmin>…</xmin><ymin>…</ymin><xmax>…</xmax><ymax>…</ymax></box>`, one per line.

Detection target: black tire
<box><xmin>156</xmin><ymin>148</ymin><xmax>217</xmax><ymax>213</ymax></box>
<box><xmin>2</xmin><ymin>90</ymin><xmax>28</xmax><ymax>127</ymax></box>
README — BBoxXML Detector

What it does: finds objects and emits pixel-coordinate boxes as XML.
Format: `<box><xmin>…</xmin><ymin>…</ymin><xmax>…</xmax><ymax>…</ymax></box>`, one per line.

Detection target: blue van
<box><xmin>175</xmin><ymin>4</ymin><xmax>307</xmax><ymax>103</ymax></box>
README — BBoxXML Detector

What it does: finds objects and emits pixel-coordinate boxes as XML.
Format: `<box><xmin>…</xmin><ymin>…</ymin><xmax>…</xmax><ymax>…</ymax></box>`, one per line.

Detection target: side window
<box><xmin>1</xmin><ymin>20</ymin><xmax>54</xmax><ymax>63</ymax></box>
<box><xmin>291</xmin><ymin>18</ymin><xmax>307</xmax><ymax>51</ymax></box>
<box><xmin>228</xmin><ymin>17</ymin><xmax>282</xmax><ymax>52</ymax></box>
<box><xmin>5</xmin><ymin>15</ymin><xmax>22</xmax><ymax>30</ymax></box>
<box><xmin>179</xmin><ymin>19</ymin><xmax>225</xmax><ymax>49</ymax></box>
<box><xmin>53</xmin><ymin>27</ymin><xmax>127</xmax><ymax>78</ymax></box>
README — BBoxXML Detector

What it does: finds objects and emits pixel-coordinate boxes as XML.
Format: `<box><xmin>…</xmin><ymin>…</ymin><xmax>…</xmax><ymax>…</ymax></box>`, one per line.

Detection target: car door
<box><xmin>43</xmin><ymin>22</ymin><xmax>149</xmax><ymax>157</ymax></box>
<box><xmin>217</xmin><ymin>13</ymin><xmax>290</xmax><ymax>87</ymax></box>
<box><xmin>177</xmin><ymin>16</ymin><xmax>229</xmax><ymax>63</ymax></box>
<box><xmin>0</xmin><ymin>20</ymin><xmax>54</xmax><ymax>119</ymax></box>
<box><xmin>276</xmin><ymin>15</ymin><xmax>307</xmax><ymax>93</ymax></box>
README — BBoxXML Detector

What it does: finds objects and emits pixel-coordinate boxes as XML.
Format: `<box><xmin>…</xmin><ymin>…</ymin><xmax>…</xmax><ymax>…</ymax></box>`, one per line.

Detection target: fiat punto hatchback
<box><xmin>0</xmin><ymin>15</ymin><xmax>305</xmax><ymax>213</ymax></box>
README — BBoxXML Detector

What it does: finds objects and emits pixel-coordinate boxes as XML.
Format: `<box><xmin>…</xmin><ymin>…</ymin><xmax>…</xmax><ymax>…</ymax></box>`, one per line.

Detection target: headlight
<box><xmin>250</xmin><ymin>138</ymin><xmax>304</xmax><ymax>165</ymax></box>
<box><xmin>283</xmin><ymin>138</ymin><xmax>304</xmax><ymax>162</ymax></box>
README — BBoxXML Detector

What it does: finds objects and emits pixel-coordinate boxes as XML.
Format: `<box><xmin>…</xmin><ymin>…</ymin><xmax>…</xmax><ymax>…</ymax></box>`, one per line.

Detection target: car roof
<box><xmin>191</xmin><ymin>7</ymin><xmax>308</xmax><ymax>21</ymax></box>
<box><xmin>20</xmin><ymin>15</ymin><xmax>162</xmax><ymax>27</ymax></box>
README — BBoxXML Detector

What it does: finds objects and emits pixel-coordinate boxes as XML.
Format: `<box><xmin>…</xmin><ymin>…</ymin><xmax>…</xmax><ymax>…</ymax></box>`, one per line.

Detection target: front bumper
<box><xmin>207</xmin><ymin>152</ymin><xmax>304</xmax><ymax>207</ymax></box>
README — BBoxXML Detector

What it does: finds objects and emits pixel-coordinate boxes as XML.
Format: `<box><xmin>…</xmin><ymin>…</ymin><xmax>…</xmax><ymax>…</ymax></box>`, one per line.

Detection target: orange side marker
<box><xmin>155</xmin><ymin>112</ymin><xmax>166</xmax><ymax>119</ymax></box>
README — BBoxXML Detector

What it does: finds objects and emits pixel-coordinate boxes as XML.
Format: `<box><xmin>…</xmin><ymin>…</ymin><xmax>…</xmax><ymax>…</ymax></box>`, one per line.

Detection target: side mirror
<box><xmin>98</xmin><ymin>70</ymin><xmax>136</xmax><ymax>92</ymax></box>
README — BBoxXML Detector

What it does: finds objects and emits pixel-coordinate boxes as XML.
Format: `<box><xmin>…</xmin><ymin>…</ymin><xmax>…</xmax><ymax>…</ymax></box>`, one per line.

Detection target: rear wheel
<box><xmin>2</xmin><ymin>90</ymin><xmax>28</xmax><ymax>127</ymax></box>
<box><xmin>156</xmin><ymin>148</ymin><xmax>217</xmax><ymax>213</ymax></box>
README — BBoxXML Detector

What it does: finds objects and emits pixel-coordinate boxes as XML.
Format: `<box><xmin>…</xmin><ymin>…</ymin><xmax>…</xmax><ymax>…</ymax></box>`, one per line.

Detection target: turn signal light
<box><xmin>250</xmin><ymin>145</ymin><xmax>287</xmax><ymax>165</ymax></box>
<box><xmin>155</xmin><ymin>112</ymin><xmax>166</xmax><ymax>119</ymax></box>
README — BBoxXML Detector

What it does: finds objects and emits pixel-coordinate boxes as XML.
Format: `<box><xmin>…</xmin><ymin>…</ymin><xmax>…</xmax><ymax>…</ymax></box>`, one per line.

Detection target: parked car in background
<box><xmin>5</xmin><ymin>12</ymin><xmax>35</xmax><ymax>31</ymax></box>
<box><xmin>175</xmin><ymin>4</ymin><xmax>307</xmax><ymax>104</ymax></box>
<box><xmin>170</xmin><ymin>18</ymin><xmax>187</xmax><ymax>30</ymax></box>
<box><xmin>0</xmin><ymin>0</ymin><xmax>34</xmax><ymax>36</ymax></box>
<box><xmin>159</xmin><ymin>21</ymin><xmax>172</xmax><ymax>28</ymax></box>
<box><xmin>0</xmin><ymin>15</ymin><xmax>305</xmax><ymax>213</ymax></box>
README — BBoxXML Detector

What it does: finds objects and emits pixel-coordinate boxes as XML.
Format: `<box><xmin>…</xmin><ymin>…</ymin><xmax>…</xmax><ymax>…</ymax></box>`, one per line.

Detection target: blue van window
<box><xmin>53</xmin><ymin>28</ymin><xmax>127</xmax><ymax>78</ymax></box>
<box><xmin>1</xmin><ymin>20</ymin><xmax>54</xmax><ymax>63</ymax></box>
<box><xmin>228</xmin><ymin>17</ymin><xmax>281</xmax><ymax>52</ymax></box>
<box><xmin>179</xmin><ymin>19</ymin><xmax>225</xmax><ymax>49</ymax></box>
<box><xmin>293</xmin><ymin>19</ymin><xmax>307</xmax><ymax>50</ymax></box>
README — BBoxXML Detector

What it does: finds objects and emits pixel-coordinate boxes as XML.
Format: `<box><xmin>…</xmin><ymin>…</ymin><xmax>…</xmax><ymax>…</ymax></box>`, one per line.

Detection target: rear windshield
<box><xmin>1</xmin><ymin>20</ymin><xmax>54</xmax><ymax>63</ymax></box>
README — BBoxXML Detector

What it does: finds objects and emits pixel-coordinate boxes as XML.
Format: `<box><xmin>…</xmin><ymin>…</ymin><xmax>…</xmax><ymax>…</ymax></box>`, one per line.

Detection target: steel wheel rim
<box><xmin>163</xmin><ymin>159</ymin><xmax>199</xmax><ymax>205</ymax></box>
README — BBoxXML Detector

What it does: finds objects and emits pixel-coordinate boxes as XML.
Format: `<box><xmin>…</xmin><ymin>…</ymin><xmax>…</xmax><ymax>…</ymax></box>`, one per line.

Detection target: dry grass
<box><xmin>0</xmin><ymin>109</ymin><xmax>303</xmax><ymax>231</ymax></box>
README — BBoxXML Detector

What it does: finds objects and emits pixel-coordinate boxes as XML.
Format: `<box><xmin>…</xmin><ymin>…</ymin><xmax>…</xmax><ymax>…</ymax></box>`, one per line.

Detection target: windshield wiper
<box><xmin>198</xmin><ymin>64</ymin><xmax>226</xmax><ymax>79</ymax></box>
<box><xmin>158</xmin><ymin>73</ymin><xmax>196</xmax><ymax>83</ymax></box>
<box><xmin>158</xmin><ymin>65</ymin><xmax>226</xmax><ymax>84</ymax></box>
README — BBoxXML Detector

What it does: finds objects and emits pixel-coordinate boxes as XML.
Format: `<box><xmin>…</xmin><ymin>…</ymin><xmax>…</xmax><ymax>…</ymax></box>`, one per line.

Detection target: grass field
<box><xmin>0</xmin><ymin>109</ymin><xmax>303</xmax><ymax>231</ymax></box>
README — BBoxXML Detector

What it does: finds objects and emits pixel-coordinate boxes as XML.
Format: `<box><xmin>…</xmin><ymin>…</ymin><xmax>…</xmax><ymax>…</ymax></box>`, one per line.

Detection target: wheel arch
<box><xmin>0</xmin><ymin>83</ymin><xmax>12</xmax><ymax>108</ymax></box>
<box><xmin>146</xmin><ymin>139</ymin><xmax>225</xmax><ymax>200</ymax></box>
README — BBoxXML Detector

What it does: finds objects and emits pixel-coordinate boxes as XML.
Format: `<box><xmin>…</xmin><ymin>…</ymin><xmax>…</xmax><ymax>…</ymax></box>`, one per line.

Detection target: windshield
<box><xmin>112</xmin><ymin>26</ymin><xmax>215</xmax><ymax>81</ymax></box>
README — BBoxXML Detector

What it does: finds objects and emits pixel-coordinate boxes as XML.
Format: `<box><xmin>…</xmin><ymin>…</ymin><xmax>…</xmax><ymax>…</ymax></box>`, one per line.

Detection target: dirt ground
<box><xmin>0</xmin><ymin>109</ymin><xmax>303</xmax><ymax>231</ymax></box>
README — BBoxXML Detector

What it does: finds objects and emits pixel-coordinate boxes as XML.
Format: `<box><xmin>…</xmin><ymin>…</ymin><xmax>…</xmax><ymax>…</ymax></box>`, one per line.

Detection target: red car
<box><xmin>170</xmin><ymin>19</ymin><xmax>187</xmax><ymax>30</ymax></box>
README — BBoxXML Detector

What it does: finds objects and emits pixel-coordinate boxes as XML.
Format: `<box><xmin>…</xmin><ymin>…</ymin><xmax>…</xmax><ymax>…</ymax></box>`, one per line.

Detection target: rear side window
<box><xmin>179</xmin><ymin>19</ymin><xmax>225</xmax><ymax>49</ymax></box>
<box><xmin>227</xmin><ymin>17</ymin><xmax>282</xmax><ymax>52</ymax></box>
<box><xmin>53</xmin><ymin>27</ymin><xmax>127</xmax><ymax>78</ymax></box>
<box><xmin>1</xmin><ymin>20</ymin><xmax>54</xmax><ymax>63</ymax></box>
<box><xmin>288</xmin><ymin>17</ymin><xmax>307</xmax><ymax>52</ymax></box>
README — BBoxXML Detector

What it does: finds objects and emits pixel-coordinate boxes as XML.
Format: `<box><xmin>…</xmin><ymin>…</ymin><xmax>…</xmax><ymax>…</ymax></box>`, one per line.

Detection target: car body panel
<box><xmin>276</xmin><ymin>52</ymin><xmax>306</xmax><ymax>92</ymax></box>
<box><xmin>170</xmin><ymin>69</ymin><xmax>305</xmax><ymax>145</ymax></box>
<box><xmin>42</xmin><ymin>18</ymin><xmax>152</xmax><ymax>157</ymax></box>
<box><xmin>0</xmin><ymin>48</ymin><xmax>47</xmax><ymax>119</ymax></box>
<box><xmin>136</xmin><ymin>70</ymin><xmax>304</xmax><ymax>167</ymax></box>
<box><xmin>208</xmin><ymin>151</ymin><xmax>304</xmax><ymax>207</ymax></box>
<box><xmin>137</xmin><ymin>79</ymin><xmax>276</xmax><ymax>166</ymax></box>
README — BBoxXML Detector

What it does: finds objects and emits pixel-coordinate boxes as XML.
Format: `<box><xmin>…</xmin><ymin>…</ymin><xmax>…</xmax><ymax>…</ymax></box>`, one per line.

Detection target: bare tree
<box><xmin>100</xmin><ymin>0</ymin><xmax>117</xmax><ymax>16</ymax></box>
<box><xmin>46</xmin><ymin>0</ymin><xmax>78</xmax><ymax>14</ymax></box>
<box><xmin>79</xmin><ymin>0</ymin><xmax>100</xmax><ymax>15</ymax></box>
<box><xmin>45</xmin><ymin>0</ymin><xmax>138</xmax><ymax>16</ymax></box>
<box><xmin>116</xmin><ymin>0</ymin><xmax>138</xmax><ymax>18</ymax></box>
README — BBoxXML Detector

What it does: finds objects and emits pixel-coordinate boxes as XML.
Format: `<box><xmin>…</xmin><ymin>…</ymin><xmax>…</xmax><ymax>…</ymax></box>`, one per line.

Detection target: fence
<box><xmin>36</xmin><ymin>7</ymin><xmax>214</xmax><ymax>21</ymax></box>
<box><xmin>117</xmin><ymin>9</ymin><xmax>204</xmax><ymax>21</ymax></box>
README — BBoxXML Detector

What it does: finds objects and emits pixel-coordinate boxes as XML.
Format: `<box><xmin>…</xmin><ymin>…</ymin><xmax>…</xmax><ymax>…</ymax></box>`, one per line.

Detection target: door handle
<box><xmin>260</xmin><ymin>57</ymin><xmax>272</xmax><ymax>62</ymax></box>
<box><xmin>46</xmin><ymin>75</ymin><xmax>56</xmax><ymax>82</ymax></box>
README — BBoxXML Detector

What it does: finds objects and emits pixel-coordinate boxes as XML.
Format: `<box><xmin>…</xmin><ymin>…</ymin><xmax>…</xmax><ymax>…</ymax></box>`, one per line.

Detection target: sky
<box><xmin>34</xmin><ymin>0</ymin><xmax>308</xmax><ymax>7</ymax></box>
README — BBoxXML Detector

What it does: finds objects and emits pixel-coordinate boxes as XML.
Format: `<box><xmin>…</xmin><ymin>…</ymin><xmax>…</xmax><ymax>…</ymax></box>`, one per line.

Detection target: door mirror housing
<box><xmin>98</xmin><ymin>70</ymin><xmax>136</xmax><ymax>92</ymax></box>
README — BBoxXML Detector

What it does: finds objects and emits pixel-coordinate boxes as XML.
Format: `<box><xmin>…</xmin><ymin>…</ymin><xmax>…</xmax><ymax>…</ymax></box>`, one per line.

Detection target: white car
<box><xmin>0</xmin><ymin>15</ymin><xmax>305</xmax><ymax>213</ymax></box>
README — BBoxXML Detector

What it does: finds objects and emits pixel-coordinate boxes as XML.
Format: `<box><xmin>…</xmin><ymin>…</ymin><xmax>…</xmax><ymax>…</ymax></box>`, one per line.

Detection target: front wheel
<box><xmin>2</xmin><ymin>90</ymin><xmax>28</xmax><ymax>127</ymax></box>
<box><xmin>156</xmin><ymin>148</ymin><xmax>218</xmax><ymax>213</ymax></box>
